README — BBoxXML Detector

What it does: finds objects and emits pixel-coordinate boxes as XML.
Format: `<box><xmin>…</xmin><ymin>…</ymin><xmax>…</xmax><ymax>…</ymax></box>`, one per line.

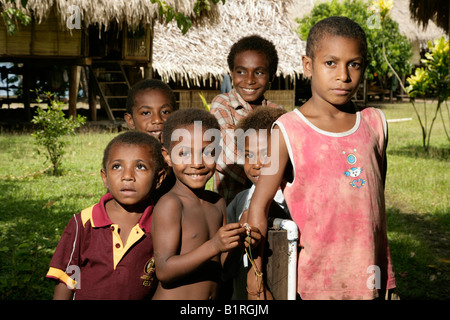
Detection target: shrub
<box><xmin>406</xmin><ymin>37</ymin><xmax>450</xmax><ymax>151</ymax></box>
<box><xmin>31</xmin><ymin>92</ymin><xmax>86</xmax><ymax>176</ymax></box>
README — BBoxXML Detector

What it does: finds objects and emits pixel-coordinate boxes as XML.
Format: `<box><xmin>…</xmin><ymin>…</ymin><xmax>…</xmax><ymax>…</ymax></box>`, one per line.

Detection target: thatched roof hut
<box><xmin>152</xmin><ymin>0</ymin><xmax>306</xmax><ymax>87</ymax></box>
<box><xmin>0</xmin><ymin>0</ymin><xmax>223</xmax><ymax>119</ymax></box>
<box><xmin>1</xmin><ymin>0</ymin><xmax>305</xmax><ymax>86</ymax></box>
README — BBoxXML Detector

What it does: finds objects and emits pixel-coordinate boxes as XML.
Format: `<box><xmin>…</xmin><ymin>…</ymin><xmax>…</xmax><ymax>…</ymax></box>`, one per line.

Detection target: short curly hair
<box><xmin>102</xmin><ymin>131</ymin><xmax>164</xmax><ymax>173</ymax></box>
<box><xmin>306</xmin><ymin>16</ymin><xmax>367</xmax><ymax>63</ymax></box>
<box><xmin>126</xmin><ymin>79</ymin><xmax>177</xmax><ymax>114</ymax></box>
<box><xmin>236</xmin><ymin>106</ymin><xmax>286</xmax><ymax>132</ymax></box>
<box><xmin>227</xmin><ymin>35</ymin><xmax>279</xmax><ymax>79</ymax></box>
<box><xmin>162</xmin><ymin>108</ymin><xmax>220</xmax><ymax>152</ymax></box>
<box><xmin>235</xmin><ymin>106</ymin><xmax>286</xmax><ymax>153</ymax></box>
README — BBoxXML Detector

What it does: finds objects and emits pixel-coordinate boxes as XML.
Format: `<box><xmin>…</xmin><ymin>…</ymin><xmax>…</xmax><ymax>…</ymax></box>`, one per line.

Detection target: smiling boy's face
<box><xmin>231</xmin><ymin>50</ymin><xmax>271</xmax><ymax>105</ymax></box>
<box><xmin>125</xmin><ymin>88</ymin><xmax>174</xmax><ymax>142</ymax></box>
<box><xmin>165</xmin><ymin>124</ymin><xmax>217</xmax><ymax>191</ymax></box>
<box><xmin>101</xmin><ymin>143</ymin><xmax>160</xmax><ymax>207</ymax></box>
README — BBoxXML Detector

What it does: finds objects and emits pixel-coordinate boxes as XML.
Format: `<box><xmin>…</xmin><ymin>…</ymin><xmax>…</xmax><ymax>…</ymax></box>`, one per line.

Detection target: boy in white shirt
<box><xmin>226</xmin><ymin>106</ymin><xmax>291</xmax><ymax>299</ymax></box>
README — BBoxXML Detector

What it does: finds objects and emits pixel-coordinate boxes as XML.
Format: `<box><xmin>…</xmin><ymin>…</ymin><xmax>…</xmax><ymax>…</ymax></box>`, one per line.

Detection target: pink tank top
<box><xmin>275</xmin><ymin>107</ymin><xmax>396</xmax><ymax>299</ymax></box>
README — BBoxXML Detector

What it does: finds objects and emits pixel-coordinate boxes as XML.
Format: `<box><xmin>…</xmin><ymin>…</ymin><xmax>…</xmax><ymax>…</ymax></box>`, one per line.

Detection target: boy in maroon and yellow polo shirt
<box><xmin>46</xmin><ymin>131</ymin><xmax>166</xmax><ymax>299</ymax></box>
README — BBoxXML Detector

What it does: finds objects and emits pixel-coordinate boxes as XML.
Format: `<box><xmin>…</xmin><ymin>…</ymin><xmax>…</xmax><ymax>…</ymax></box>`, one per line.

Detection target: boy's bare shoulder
<box><xmin>154</xmin><ymin>189</ymin><xmax>225</xmax><ymax>214</ymax></box>
<box><xmin>154</xmin><ymin>190</ymin><xmax>183</xmax><ymax>213</ymax></box>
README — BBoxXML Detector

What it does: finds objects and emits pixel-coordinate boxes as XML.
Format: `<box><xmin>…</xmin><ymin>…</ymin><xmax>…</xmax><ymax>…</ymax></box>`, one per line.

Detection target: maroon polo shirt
<box><xmin>46</xmin><ymin>193</ymin><xmax>156</xmax><ymax>300</ymax></box>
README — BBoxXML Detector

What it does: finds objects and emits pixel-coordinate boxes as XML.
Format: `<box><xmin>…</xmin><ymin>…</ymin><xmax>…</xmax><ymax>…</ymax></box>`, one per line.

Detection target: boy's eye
<box><xmin>260</xmin><ymin>153</ymin><xmax>269</xmax><ymax>164</ymax></box>
<box><xmin>203</xmin><ymin>148</ymin><xmax>215</xmax><ymax>158</ymax></box>
<box><xmin>137</xmin><ymin>163</ymin><xmax>147</xmax><ymax>170</ymax></box>
<box><xmin>246</xmin><ymin>152</ymin><xmax>255</xmax><ymax>159</ymax></box>
<box><xmin>349</xmin><ymin>62</ymin><xmax>361</xmax><ymax>69</ymax></box>
<box><xmin>179</xmin><ymin>150</ymin><xmax>190</xmax><ymax>157</ymax></box>
<box><xmin>142</xmin><ymin>111</ymin><xmax>151</xmax><ymax>116</ymax></box>
<box><xmin>112</xmin><ymin>163</ymin><xmax>121</xmax><ymax>170</ymax></box>
<box><xmin>161</xmin><ymin>109</ymin><xmax>172</xmax><ymax>116</ymax></box>
<box><xmin>325</xmin><ymin>61</ymin><xmax>335</xmax><ymax>66</ymax></box>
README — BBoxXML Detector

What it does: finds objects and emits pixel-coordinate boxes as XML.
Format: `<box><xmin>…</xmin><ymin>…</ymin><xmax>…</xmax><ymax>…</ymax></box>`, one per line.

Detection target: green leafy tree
<box><xmin>152</xmin><ymin>0</ymin><xmax>225</xmax><ymax>34</ymax></box>
<box><xmin>31</xmin><ymin>92</ymin><xmax>86</xmax><ymax>176</ymax></box>
<box><xmin>369</xmin><ymin>1</ymin><xmax>449</xmax><ymax>152</ymax></box>
<box><xmin>406</xmin><ymin>37</ymin><xmax>450</xmax><ymax>151</ymax></box>
<box><xmin>296</xmin><ymin>0</ymin><xmax>412</xmax><ymax>88</ymax></box>
<box><xmin>1</xmin><ymin>0</ymin><xmax>31</xmax><ymax>35</ymax></box>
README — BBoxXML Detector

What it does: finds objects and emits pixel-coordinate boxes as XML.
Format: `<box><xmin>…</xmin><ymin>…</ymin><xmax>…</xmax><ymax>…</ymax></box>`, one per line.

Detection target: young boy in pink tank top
<box><xmin>246</xmin><ymin>16</ymin><xmax>397</xmax><ymax>300</ymax></box>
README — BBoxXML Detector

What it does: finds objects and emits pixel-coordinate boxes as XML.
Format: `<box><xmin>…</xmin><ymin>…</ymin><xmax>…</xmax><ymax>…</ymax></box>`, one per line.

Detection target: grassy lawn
<box><xmin>0</xmin><ymin>132</ymin><xmax>115</xmax><ymax>299</ymax></box>
<box><xmin>380</xmin><ymin>100</ymin><xmax>449</xmax><ymax>299</ymax></box>
<box><xmin>0</xmin><ymin>101</ymin><xmax>448</xmax><ymax>299</ymax></box>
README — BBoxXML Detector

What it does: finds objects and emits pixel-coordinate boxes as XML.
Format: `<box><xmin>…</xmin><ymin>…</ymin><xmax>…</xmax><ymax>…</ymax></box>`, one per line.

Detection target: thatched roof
<box><xmin>286</xmin><ymin>0</ymin><xmax>446</xmax><ymax>43</ymax></box>
<box><xmin>409</xmin><ymin>0</ymin><xmax>449</xmax><ymax>34</ymax></box>
<box><xmin>0</xmin><ymin>0</ymin><xmax>219</xmax><ymax>30</ymax></box>
<box><xmin>392</xmin><ymin>0</ymin><xmax>446</xmax><ymax>44</ymax></box>
<box><xmin>1</xmin><ymin>0</ymin><xmax>304</xmax><ymax>86</ymax></box>
<box><xmin>152</xmin><ymin>0</ymin><xmax>306</xmax><ymax>87</ymax></box>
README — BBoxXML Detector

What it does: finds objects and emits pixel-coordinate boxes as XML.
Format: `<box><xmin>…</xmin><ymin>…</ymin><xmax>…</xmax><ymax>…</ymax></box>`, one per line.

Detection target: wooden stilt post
<box><xmin>22</xmin><ymin>63</ymin><xmax>31</xmax><ymax>121</ymax></box>
<box><xmin>69</xmin><ymin>65</ymin><xmax>81</xmax><ymax>118</ymax></box>
<box><xmin>87</xmin><ymin>66</ymin><xmax>98</xmax><ymax>121</ymax></box>
<box><xmin>144</xmin><ymin>20</ymin><xmax>155</xmax><ymax>80</ymax></box>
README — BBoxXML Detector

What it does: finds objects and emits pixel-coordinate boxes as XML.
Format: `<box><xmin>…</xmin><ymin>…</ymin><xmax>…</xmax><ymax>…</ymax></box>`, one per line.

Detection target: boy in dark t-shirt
<box><xmin>46</xmin><ymin>131</ymin><xmax>165</xmax><ymax>299</ymax></box>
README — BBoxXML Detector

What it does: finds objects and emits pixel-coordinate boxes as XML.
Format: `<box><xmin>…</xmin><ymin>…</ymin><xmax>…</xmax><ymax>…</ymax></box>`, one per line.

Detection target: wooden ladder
<box><xmin>89</xmin><ymin>61</ymin><xmax>131</xmax><ymax>122</ymax></box>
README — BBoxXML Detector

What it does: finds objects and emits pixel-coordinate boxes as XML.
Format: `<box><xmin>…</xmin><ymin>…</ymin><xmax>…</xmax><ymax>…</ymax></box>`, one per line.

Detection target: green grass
<box><xmin>0</xmin><ymin>101</ymin><xmax>448</xmax><ymax>299</ymax></box>
<box><xmin>0</xmin><ymin>132</ymin><xmax>116</xmax><ymax>299</ymax></box>
<box><xmin>380</xmin><ymin>100</ymin><xmax>449</xmax><ymax>299</ymax></box>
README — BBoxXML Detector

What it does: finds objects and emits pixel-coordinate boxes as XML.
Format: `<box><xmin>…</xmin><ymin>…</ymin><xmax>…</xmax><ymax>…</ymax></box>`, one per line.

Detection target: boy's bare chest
<box><xmin>181</xmin><ymin>205</ymin><xmax>222</xmax><ymax>243</ymax></box>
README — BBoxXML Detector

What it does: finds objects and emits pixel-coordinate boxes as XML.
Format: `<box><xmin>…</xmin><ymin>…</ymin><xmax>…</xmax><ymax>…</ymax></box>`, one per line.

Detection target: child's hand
<box><xmin>212</xmin><ymin>223</ymin><xmax>246</xmax><ymax>253</ymax></box>
<box><xmin>242</xmin><ymin>223</ymin><xmax>262</xmax><ymax>249</ymax></box>
<box><xmin>238</xmin><ymin>211</ymin><xmax>261</xmax><ymax>248</ymax></box>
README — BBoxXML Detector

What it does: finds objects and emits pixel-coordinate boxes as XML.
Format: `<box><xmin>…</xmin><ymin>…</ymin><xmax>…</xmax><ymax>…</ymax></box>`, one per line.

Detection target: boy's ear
<box><xmin>302</xmin><ymin>55</ymin><xmax>313</xmax><ymax>78</ymax></box>
<box><xmin>100</xmin><ymin>168</ymin><xmax>108</xmax><ymax>189</ymax></box>
<box><xmin>124</xmin><ymin>113</ymin><xmax>136</xmax><ymax>130</ymax></box>
<box><xmin>155</xmin><ymin>168</ymin><xmax>166</xmax><ymax>189</ymax></box>
<box><xmin>161</xmin><ymin>147</ymin><xmax>172</xmax><ymax>167</ymax></box>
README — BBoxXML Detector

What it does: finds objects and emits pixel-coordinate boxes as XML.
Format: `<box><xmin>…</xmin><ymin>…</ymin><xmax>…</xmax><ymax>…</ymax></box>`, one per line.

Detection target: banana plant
<box><xmin>198</xmin><ymin>91</ymin><xmax>210</xmax><ymax>111</ymax></box>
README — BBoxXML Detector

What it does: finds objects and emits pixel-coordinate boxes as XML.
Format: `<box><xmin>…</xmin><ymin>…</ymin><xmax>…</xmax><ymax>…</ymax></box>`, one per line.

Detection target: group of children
<box><xmin>46</xmin><ymin>16</ymin><xmax>397</xmax><ymax>300</ymax></box>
